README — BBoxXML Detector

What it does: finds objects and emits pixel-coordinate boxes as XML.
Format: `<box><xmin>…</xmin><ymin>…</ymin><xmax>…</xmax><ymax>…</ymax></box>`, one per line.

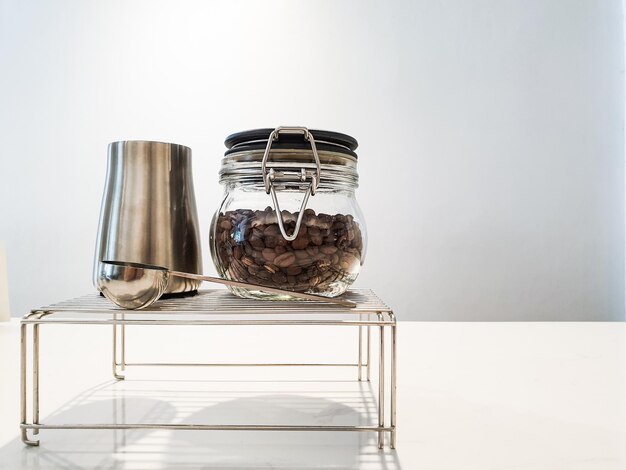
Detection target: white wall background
<box><xmin>0</xmin><ymin>0</ymin><xmax>623</xmax><ymax>320</ymax></box>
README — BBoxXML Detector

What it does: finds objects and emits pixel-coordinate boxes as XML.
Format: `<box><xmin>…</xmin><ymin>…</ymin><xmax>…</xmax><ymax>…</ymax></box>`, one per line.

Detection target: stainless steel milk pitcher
<box><xmin>93</xmin><ymin>140</ymin><xmax>202</xmax><ymax>295</ymax></box>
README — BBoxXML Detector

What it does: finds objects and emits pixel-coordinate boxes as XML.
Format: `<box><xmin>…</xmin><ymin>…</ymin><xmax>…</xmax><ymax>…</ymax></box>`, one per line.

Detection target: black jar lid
<box><xmin>224</xmin><ymin>128</ymin><xmax>358</xmax><ymax>159</ymax></box>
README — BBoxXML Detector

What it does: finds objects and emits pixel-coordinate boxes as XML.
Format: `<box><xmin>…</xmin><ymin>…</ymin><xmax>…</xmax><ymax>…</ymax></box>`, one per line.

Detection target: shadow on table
<box><xmin>0</xmin><ymin>380</ymin><xmax>402</xmax><ymax>470</ymax></box>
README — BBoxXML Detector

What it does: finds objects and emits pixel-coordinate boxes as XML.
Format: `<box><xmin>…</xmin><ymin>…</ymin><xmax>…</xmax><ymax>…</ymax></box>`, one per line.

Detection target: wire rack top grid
<box><xmin>28</xmin><ymin>289</ymin><xmax>391</xmax><ymax>317</ymax></box>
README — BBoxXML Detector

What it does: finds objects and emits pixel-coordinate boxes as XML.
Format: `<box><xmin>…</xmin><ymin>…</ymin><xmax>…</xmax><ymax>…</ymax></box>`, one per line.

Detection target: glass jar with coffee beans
<box><xmin>210</xmin><ymin>127</ymin><xmax>367</xmax><ymax>300</ymax></box>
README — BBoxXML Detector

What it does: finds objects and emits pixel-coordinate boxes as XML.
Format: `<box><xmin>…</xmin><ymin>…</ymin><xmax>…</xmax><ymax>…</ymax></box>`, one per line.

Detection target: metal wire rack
<box><xmin>20</xmin><ymin>288</ymin><xmax>397</xmax><ymax>449</ymax></box>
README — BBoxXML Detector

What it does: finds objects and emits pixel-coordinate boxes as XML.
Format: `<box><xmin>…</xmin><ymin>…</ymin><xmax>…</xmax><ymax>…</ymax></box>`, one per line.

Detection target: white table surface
<box><xmin>0</xmin><ymin>318</ymin><xmax>625</xmax><ymax>470</ymax></box>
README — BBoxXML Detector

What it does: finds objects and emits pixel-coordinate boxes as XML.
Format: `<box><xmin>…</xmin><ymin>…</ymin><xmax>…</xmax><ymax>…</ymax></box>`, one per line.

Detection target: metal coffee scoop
<box><xmin>99</xmin><ymin>260</ymin><xmax>356</xmax><ymax>310</ymax></box>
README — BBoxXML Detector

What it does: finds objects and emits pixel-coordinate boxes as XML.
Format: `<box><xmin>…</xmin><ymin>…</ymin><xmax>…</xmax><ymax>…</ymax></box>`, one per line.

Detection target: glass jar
<box><xmin>210</xmin><ymin>126</ymin><xmax>367</xmax><ymax>300</ymax></box>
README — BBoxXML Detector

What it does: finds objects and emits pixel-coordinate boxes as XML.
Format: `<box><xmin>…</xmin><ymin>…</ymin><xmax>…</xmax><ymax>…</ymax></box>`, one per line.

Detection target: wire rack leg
<box><xmin>33</xmin><ymin>324</ymin><xmax>40</xmax><ymax>435</ymax></box>
<box><xmin>112</xmin><ymin>313</ymin><xmax>125</xmax><ymax>380</ymax></box>
<box><xmin>20</xmin><ymin>323</ymin><xmax>39</xmax><ymax>446</ymax></box>
<box><xmin>377</xmin><ymin>313</ymin><xmax>385</xmax><ymax>449</ymax></box>
<box><xmin>367</xmin><ymin>315</ymin><xmax>371</xmax><ymax>382</ymax></box>
<box><xmin>358</xmin><ymin>314</ymin><xmax>363</xmax><ymax>381</ymax></box>
<box><xmin>121</xmin><ymin>313</ymin><xmax>126</xmax><ymax>371</ymax></box>
<box><xmin>390</xmin><ymin>312</ymin><xmax>397</xmax><ymax>449</ymax></box>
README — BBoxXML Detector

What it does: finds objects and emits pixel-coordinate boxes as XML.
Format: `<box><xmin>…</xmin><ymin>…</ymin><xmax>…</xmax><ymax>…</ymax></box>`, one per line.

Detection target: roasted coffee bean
<box><xmin>306</xmin><ymin>246</ymin><xmax>319</xmax><ymax>257</ymax></box>
<box><xmin>318</xmin><ymin>214</ymin><xmax>332</xmax><ymax>229</ymax></box>
<box><xmin>274</xmin><ymin>252</ymin><xmax>296</xmax><ymax>268</ymax></box>
<box><xmin>251</xmin><ymin>213</ymin><xmax>266</xmax><ymax>228</ymax></box>
<box><xmin>294</xmin><ymin>250</ymin><xmax>309</xmax><ymax>260</ymax></box>
<box><xmin>320</xmin><ymin>245</ymin><xmax>338</xmax><ymax>255</ymax></box>
<box><xmin>257</xmin><ymin>270</ymin><xmax>271</xmax><ymax>280</ymax></box>
<box><xmin>310</xmin><ymin>235</ymin><xmax>322</xmax><ymax>246</ymax></box>
<box><xmin>262</xmin><ymin>248</ymin><xmax>276</xmax><ymax>262</ymax></box>
<box><xmin>265</xmin><ymin>211</ymin><xmax>278</xmax><ymax>225</ymax></box>
<box><xmin>264</xmin><ymin>264</ymin><xmax>278</xmax><ymax>274</ymax></box>
<box><xmin>281</xmin><ymin>210</ymin><xmax>296</xmax><ymax>224</ymax></box>
<box><xmin>337</xmin><ymin>236</ymin><xmax>349</xmax><ymax>250</ymax></box>
<box><xmin>231</xmin><ymin>260</ymin><xmax>249</xmax><ymax>279</ymax></box>
<box><xmin>292</xmin><ymin>235</ymin><xmax>308</xmax><ymax>250</ymax></box>
<box><xmin>286</xmin><ymin>266</ymin><xmax>302</xmax><ymax>276</ymax></box>
<box><xmin>272</xmin><ymin>271</ymin><xmax>287</xmax><ymax>284</ymax></box>
<box><xmin>213</xmin><ymin>208</ymin><xmax>363</xmax><ymax>294</ymax></box>
<box><xmin>340</xmin><ymin>253</ymin><xmax>359</xmax><ymax>271</ymax></box>
<box><xmin>264</xmin><ymin>224</ymin><xmax>280</xmax><ymax>236</ymax></box>
<box><xmin>250</xmin><ymin>236</ymin><xmax>264</xmax><ymax>250</ymax></box>
<box><xmin>318</xmin><ymin>259</ymin><xmax>331</xmax><ymax>270</ymax></box>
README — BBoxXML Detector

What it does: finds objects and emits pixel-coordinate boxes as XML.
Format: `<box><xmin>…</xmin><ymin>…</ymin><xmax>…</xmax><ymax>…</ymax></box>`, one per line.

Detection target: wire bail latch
<box><xmin>261</xmin><ymin>127</ymin><xmax>322</xmax><ymax>241</ymax></box>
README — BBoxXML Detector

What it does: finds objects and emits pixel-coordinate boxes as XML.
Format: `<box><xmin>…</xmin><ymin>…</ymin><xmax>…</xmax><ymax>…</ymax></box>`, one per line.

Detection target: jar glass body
<box><xmin>210</xmin><ymin>181</ymin><xmax>367</xmax><ymax>300</ymax></box>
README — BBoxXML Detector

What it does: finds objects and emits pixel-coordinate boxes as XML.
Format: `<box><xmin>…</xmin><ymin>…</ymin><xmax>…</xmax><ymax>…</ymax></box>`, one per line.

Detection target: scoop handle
<box><xmin>168</xmin><ymin>270</ymin><xmax>356</xmax><ymax>308</ymax></box>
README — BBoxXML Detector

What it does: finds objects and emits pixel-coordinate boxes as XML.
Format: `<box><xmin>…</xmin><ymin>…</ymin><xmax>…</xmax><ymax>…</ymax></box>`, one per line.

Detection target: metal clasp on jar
<box><xmin>261</xmin><ymin>126</ymin><xmax>321</xmax><ymax>241</ymax></box>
